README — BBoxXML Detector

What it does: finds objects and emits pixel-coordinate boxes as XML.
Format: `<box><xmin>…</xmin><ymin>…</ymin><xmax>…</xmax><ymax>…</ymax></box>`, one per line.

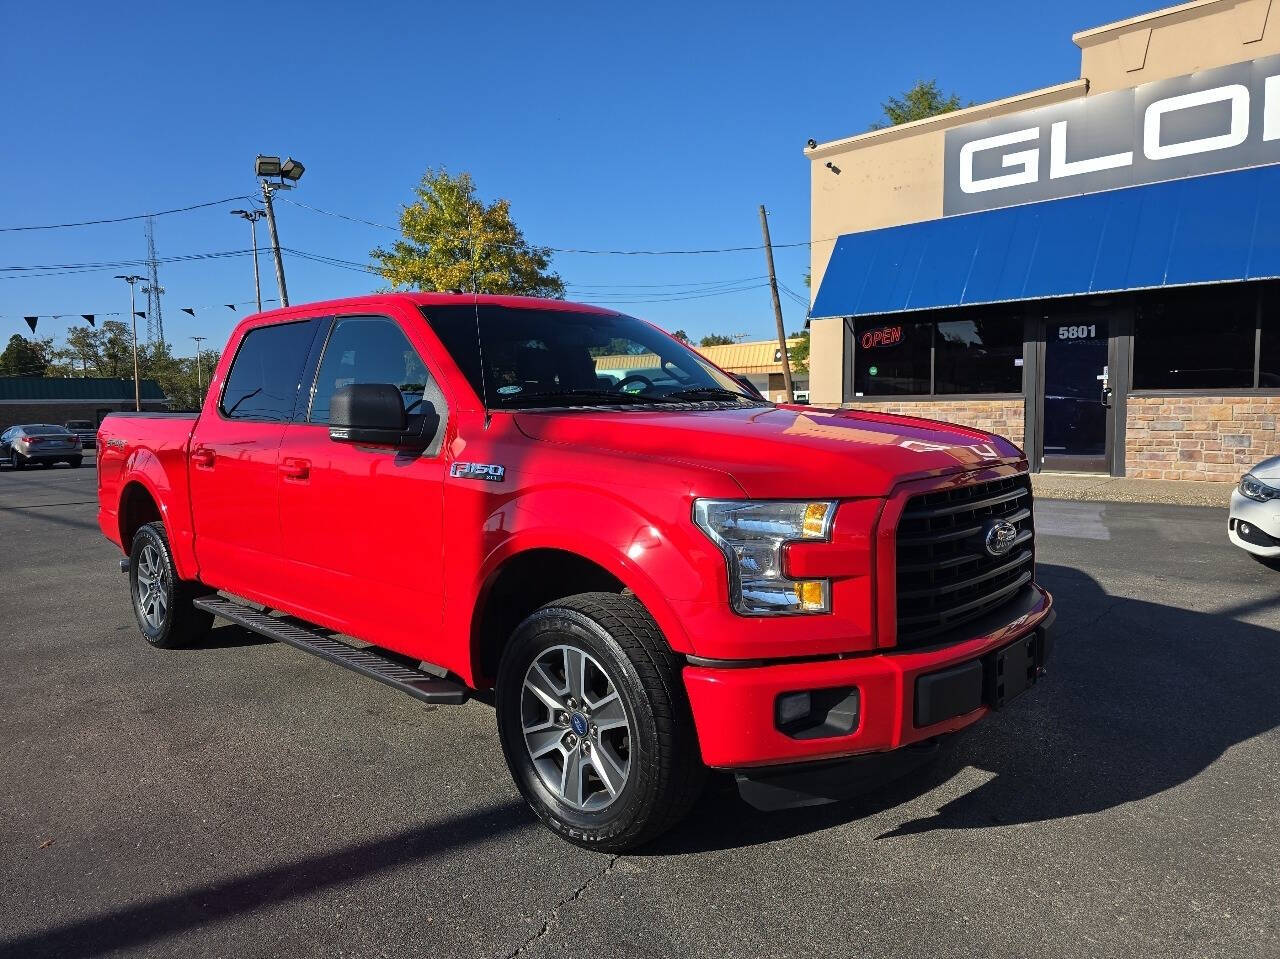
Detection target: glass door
<box><xmin>1041</xmin><ymin>315</ymin><xmax>1113</xmax><ymax>472</ymax></box>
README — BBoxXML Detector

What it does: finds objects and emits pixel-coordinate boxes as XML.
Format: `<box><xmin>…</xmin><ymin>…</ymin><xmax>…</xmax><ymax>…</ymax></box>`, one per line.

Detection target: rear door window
<box><xmin>220</xmin><ymin>319</ymin><xmax>320</xmax><ymax>422</ymax></box>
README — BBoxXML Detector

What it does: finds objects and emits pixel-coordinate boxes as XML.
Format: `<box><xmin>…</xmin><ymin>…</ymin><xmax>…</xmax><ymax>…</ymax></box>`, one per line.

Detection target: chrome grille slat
<box><xmin>895</xmin><ymin>473</ymin><xmax>1035</xmax><ymax>648</ymax></box>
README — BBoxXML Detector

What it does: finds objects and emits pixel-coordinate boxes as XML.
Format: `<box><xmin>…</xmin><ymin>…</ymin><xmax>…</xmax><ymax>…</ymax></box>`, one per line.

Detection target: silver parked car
<box><xmin>0</xmin><ymin>424</ymin><xmax>84</xmax><ymax>469</ymax></box>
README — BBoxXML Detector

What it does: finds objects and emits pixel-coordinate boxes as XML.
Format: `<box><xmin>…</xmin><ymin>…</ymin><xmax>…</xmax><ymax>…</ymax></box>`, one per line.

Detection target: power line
<box><xmin>0</xmin><ymin>195</ymin><xmax>253</xmax><ymax>233</ymax></box>
<box><xmin>275</xmin><ymin>195</ymin><xmax>824</xmax><ymax>256</ymax></box>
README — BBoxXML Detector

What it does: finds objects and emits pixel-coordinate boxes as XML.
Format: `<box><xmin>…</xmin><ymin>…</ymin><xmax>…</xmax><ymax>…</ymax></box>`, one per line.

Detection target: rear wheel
<box><xmin>129</xmin><ymin>522</ymin><xmax>213</xmax><ymax>649</ymax></box>
<box><xmin>12</xmin><ymin>454</ymin><xmax>25</xmax><ymax>470</ymax></box>
<box><xmin>69</xmin><ymin>458</ymin><xmax>83</xmax><ymax>468</ymax></box>
<box><xmin>496</xmin><ymin>592</ymin><xmax>705</xmax><ymax>851</ymax></box>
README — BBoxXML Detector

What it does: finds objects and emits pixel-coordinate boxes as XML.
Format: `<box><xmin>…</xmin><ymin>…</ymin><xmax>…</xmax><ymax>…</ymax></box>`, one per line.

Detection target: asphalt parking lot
<box><xmin>1</xmin><ymin>461</ymin><xmax>1276</xmax><ymax>959</ymax></box>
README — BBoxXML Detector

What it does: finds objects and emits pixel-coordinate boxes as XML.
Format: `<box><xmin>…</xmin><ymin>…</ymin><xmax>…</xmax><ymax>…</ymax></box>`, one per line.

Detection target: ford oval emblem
<box><xmin>984</xmin><ymin>519</ymin><xmax>1018</xmax><ymax>557</ymax></box>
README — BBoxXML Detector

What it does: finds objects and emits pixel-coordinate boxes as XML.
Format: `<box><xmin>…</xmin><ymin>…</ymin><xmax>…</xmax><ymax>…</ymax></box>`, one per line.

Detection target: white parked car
<box><xmin>1229</xmin><ymin>456</ymin><xmax>1280</xmax><ymax>561</ymax></box>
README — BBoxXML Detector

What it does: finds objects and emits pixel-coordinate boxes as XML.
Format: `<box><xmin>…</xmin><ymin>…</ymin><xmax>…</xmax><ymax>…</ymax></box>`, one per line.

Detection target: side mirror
<box><xmin>330</xmin><ymin>384</ymin><xmax>425</xmax><ymax>448</ymax></box>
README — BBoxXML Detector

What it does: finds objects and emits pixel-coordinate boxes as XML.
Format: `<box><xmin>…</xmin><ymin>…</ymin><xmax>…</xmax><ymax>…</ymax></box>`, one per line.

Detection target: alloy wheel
<box><xmin>133</xmin><ymin>543</ymin><xmax>169</xmax><ymax>631</ymax></box>
<box><xmin>520</xmin><ymin>644</ymin><xmax>631</xmax><ymax>811</ymax></box>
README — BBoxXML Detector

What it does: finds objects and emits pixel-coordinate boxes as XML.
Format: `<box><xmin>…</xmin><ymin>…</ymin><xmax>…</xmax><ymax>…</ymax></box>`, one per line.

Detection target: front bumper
<box><xmin>1228</xmin><ymin>489</ymin><xmax>1280</xmax><ymax>557</ymax></box>
<box><xmin>682</xmin><ymin>585</ymin><xmax>1053</xmax><ymax>769</ymax></box>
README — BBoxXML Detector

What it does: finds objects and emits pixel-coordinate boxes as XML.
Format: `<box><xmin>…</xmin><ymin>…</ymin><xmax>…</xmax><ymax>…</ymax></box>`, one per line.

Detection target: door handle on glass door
<box><xmin>1101</xmin><ymin>386</ymin><xmax>1113</xmax><ymax>409</ymax></box>
<box><xmin>281</xmin><ymin>458</ymin><xmax>310</xmax><ymax>481</ymax></box>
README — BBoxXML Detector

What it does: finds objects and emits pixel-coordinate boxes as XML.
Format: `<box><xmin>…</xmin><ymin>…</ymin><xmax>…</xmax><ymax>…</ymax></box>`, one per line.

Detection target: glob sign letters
<box><xmin>944</xmin><ymin>53</ymin><xmax>1280</xmax><ymax>215</ymax></box>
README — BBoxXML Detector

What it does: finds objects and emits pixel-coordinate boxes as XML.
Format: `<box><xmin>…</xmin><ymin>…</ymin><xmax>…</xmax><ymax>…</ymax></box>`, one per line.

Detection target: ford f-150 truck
<box><xmin>97</xmin><ymin>292</ymin><xmax>1054</xmax><ymax>850</ymax></box>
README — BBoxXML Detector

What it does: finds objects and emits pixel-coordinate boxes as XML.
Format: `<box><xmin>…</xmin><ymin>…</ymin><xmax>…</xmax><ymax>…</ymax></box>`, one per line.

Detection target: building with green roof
<box><xmin>0</xmin><ymin>377</ymin><xmax>168</xmax><ymax>432</ymax></box>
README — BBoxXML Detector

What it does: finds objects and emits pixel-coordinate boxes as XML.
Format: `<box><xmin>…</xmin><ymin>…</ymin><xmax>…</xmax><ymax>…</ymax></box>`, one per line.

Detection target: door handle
<box><xmin>1100</xmin><ymin>386</ymin><xmax>1113</xmax><ymax>409</ymax></box>
<box><xmin>280</xmin><ymin>458</ymin><xmax>311</xmax><ymax>481</ymax></box>
<box><xmin>191</xmin><ymin>447</ymin><xmax>215</xmax><ymax>469</ymax></box>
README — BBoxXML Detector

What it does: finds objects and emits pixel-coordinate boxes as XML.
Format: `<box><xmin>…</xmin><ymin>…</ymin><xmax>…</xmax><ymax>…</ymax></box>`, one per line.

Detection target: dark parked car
<box><xmin>64</xmin><ymin>420</ymin><xmax>97</xmax><ymax>449</ymax></box>
<box><xmin>0</xmin><ymin>424</ymin><xmax>83</xmax><ymax>469</ymax></box>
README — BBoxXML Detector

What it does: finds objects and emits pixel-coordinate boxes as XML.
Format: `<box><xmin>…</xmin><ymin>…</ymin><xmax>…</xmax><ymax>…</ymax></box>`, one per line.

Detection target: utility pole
<box><xmin>254</xmin><ymin>155</ymin><xmax>305</xmax><ymax>308</ymax></box>
<box><xmin>231</xmin><ymin>209</ymin><xmax>265</xmax><ymax>311</ymax></box>
<box><xmin>191</xmin><ymin>336</ymin><xmax>207</xmax><ymax>399</ymax></box>
<box><xmin>261</xmin><ymin>182</ymin><xmax>289</xmax><ymax>307</ymax></box>
<box><xmin>114</xmin><ymin>274</ymin><xmax>146</xmax><ymax>411</ymax></box>
<box><xmin>758</xmin><ymin>205</ymin><xmax>794</xmax><ymax>403</ymax></box>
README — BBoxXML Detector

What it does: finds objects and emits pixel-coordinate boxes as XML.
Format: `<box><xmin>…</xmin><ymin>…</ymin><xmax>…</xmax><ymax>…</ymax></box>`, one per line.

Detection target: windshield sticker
<box><xmin>497</xmin><ymin>385</ymin><xmax>523</xmax><ymax>395</ymax></box>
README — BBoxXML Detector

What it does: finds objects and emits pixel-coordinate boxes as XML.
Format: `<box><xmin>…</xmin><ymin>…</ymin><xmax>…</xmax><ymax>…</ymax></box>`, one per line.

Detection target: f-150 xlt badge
<box><xmin>450</xmin><ymin>462</ymin><xmax>506</xmax><ymax>482</ymax></box>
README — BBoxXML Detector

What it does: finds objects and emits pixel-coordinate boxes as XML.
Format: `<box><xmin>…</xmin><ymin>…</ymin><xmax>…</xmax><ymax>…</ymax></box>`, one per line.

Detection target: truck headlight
<box><xmin>693</xmin><ymin>499</ymin><xmax>836</xmax><ymax>615</ymax></box>
<box><xmin>1240</xmin><ymin>474</ymin><xmax>1280</xmax><ymax>502</ymax></box>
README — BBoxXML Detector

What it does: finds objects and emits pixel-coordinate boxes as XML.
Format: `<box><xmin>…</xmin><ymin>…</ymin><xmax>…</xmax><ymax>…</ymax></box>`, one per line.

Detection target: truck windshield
<box><xmin>422</xmin><ymin>305</ymin><xmax>765</xmax><ymax>410</ymax></box>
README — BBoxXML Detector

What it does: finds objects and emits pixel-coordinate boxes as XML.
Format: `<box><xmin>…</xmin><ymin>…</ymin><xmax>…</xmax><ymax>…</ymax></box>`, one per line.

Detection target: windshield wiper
<box><xmin>660</xmin><ymin>386</ymin><xmax>756</xmax><ymax>402</ymax></box>
<box><xmin>500</xmin><ymin>389</ymin><xmax>657</xmax><ymax>407</ymax></box>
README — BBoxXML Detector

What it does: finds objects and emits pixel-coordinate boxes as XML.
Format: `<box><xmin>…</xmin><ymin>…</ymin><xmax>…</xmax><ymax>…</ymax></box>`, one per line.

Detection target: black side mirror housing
<box><xmin>329</xmin><ymin>384</ymin><xmax>432</xmax><ymax>449</ymax></box>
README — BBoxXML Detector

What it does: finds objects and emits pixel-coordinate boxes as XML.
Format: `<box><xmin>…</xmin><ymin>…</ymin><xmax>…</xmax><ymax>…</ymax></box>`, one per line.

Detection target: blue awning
<box><xmin>811</xmin><ymin>163</ymin><xmax>1280</xmax><ymax>318</ymax></box>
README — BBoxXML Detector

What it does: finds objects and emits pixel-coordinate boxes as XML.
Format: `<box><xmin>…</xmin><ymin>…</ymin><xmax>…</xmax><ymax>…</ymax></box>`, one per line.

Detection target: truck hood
<box><xmin>513</xmin><ymin>405</ymin><xmax>1024</xmax><ymax>498</ymax></box>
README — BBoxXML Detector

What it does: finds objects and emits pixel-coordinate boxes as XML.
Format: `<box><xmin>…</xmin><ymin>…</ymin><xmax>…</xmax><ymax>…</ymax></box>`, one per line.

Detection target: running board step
<box><xmin>193</xmin><ymin>595</ymin><xmax>468</xmax><ymax>705</ymax></box>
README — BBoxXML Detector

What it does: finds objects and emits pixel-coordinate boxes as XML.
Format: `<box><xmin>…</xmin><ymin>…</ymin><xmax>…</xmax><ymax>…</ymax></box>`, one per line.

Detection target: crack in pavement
<box><xmin>502</xmin><ymin>854</ymin><xmax>622</xmax><ymax>959</ymax></box>
<box><xmin>0</xmin><ymin>500</ymin><xmax>98</xmax><ymax>511</ymax></box>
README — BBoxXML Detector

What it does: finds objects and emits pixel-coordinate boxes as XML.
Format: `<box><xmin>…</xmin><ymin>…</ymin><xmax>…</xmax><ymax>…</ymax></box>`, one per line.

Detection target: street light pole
<box><xmin>114</xmin><ymin>274</ymin><xmax>146</xmax><ymax>411</ymax></box>
<box><xmin>254</xmin><ymin>155</ymin><xmax>305</xmax><ymax>309</ymax></box>
<box><xmin>231</xmin><ymin>209</ymin><xmax>265</xmax><ymax>311</ymax></box>
<box><xmin>191</xmin><ymin>335</ymin><xmax>207</xmax><ymax>400</ymax></box>
<box><xmin>260</xmin><ymin>182</ymin><xmax>289</xmax><ymax>307</ymax></box>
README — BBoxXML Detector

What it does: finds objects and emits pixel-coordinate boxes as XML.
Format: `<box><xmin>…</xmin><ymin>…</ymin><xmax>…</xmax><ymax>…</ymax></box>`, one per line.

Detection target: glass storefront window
<box><xmin>934</xmin><ymin>315</ymin><xmax>1023</xmax><ymax>394</ymax></box>
<box><xmin>853</xmin><ymin>320</ymin><xmax>931</xmax><ymax>395</ymax></box>
<box><xmin>853</xmin><ymin>312</ymin><xmax>1023</xmax><ymax>396</ymax></box>
<box><xmin>1133</xmin><ymin>287</ymin><xmax>1255</xmax><ymax>390</ymax></box>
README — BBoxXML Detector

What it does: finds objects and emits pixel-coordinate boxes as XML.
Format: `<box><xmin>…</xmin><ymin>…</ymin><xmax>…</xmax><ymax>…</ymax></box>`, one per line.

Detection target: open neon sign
<box><xmin>861</xmin><ymin>325</ymin><xmax>903</xmax><ymax>349</ymax></box>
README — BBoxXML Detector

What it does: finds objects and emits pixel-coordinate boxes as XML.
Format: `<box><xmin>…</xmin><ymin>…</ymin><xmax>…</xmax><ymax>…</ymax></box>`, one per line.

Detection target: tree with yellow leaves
<box><xmin>372</xmin><ymin>168</ymin><xmax>564</xmax><ymax>297</ymax></box>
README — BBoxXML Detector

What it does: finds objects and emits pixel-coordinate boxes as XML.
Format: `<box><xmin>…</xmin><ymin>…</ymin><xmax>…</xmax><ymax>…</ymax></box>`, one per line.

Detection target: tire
<box><xmin>496</xmin><ymin>592</ymin><xmax>706</xmax><ymax>852</ymax></box>
<box><xmin>12</xmin><ymin>454</ymin><xmax>25</xmax><ymax>471</ymax></box>
<box><xmin>69</xmin><ymin>458</ymin><xmax>83</xmax><ymax>468</ymax></box>
<box><xmin>37</xmin><ymin>461</ymin><xmax>50</xmax><ymax>469</ymax></box>
<box><xmin>128</xmin><ymin>522</ymin><xmax>213</xmax><ymax>649</ymax></box>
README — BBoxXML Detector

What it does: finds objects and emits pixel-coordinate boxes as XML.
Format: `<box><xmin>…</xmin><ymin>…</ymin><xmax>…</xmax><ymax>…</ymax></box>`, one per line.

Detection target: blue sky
<box><xmin>1</xmin><ymin>0</ymin><xmax>1159</xmax><ymax>355</ymax></box>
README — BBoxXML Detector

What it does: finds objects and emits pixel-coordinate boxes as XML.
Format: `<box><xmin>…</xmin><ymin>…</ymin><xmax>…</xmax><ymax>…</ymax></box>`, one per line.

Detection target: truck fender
<box><xmin>462</xmin><ymin>489</ymin><xmax>721</xmax><ymax>661</ymax></box>
<box><xmin>118</xmin><ymin>450</ymin><xmax>199</xmax><ymax>581</ymax></box>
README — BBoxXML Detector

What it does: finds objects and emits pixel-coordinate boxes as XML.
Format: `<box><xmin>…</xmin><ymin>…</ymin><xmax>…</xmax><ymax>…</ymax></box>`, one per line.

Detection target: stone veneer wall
<box><xmin>843</xmin><ymin>399</ymin><xmax>1026</xmax><ymax>448</ymax></box>
<box><xmin>1125</xmin><ymin>395</ymin><xmax>1280</xmax><ymax>482</ymax></box>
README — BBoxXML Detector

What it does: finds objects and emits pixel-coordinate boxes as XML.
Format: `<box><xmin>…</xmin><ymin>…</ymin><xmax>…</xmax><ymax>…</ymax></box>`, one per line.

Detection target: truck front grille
<box><xmin>895</xmin><ymin>473</ymin><xmax>1034</xmax><ymax>648</ymax></box>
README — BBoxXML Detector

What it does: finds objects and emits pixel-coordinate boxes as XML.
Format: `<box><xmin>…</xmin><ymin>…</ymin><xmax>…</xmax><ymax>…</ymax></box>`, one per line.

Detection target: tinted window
<box><xmin>934</xmin><ymin>313</ymin><xmax>1023</xmax><ymax>394</ymax></box>
<box><xmin>220</xmin><ymin>320</ymin><xmax>317</xmax><ymax>422</ymax></box>
<box><xmin>309</xmin><ymin>316</ymin><xmax>431</xmax><ymax>424</ymax></box>
<box><xmin>24</xmin><ymin>425</ymin><xmax>70</xmax><ymax>435</ymax></box>
<box><xmin>65</xmin><ymin>421</ymin><xmax>93</xmax><ymax>430</ymax></box>
<box><xmin>423</xmin><ymin>305</ymin><xmax>754</xmax><ymax>408</ymax></box>
<box><xmin>1133</xmin><ymin>287</ymin><xmax>1255</xmax><ymax>390</ymax></box>
<box><xmin>1256</xmin><ymin>286</ymin><xmax>1280</xmax><ymax>388</ymax></box>
<box><xmin>853</xmin><ymin>320</ymin><xmax>931</xmax><ymax>396</ymax></box>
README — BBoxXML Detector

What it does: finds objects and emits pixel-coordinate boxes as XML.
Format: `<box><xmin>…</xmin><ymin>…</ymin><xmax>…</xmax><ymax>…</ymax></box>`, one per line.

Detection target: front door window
<box><xmin>1043</xmin><ymin>318</ymin><xmax>1110</xmax><ymax>471</ymax></box>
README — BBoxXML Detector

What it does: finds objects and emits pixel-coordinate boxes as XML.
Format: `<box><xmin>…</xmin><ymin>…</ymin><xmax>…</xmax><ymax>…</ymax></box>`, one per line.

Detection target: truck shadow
<box><xmin>651</xmin><ymin>562</ymin><xmax>1280</xmax><ymax>852</ymax></box>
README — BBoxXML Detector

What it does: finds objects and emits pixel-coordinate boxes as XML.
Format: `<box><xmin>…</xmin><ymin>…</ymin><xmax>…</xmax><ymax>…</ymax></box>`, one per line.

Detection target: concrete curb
<box><xmin>1031</xmin><ymin>472</ymin><xmax>1234</xmax><ymax>508</ymax></box>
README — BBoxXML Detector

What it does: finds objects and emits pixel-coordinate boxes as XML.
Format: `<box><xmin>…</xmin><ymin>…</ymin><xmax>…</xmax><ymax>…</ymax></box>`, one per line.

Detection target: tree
<box><xmin>372</xmin><ymin>167</ymin><xmax>564</xmax><ymax>297</ymax></box>
<box><xmin>699</xmin><ymin>333</ymin><xmax>735</xmax><ymax>347</ymax></box>
<box><xmin>0</xmin><ymin>334</ymin><xmax>51</xmax><ymax>377</ymax></box>
<box><xmin>788</xmin><ymin>329</ymin><xmax>811</xmax><ymax>375</ymax></box>
<box><xmin>100</xmin><ymin>321</ymin><xmax>135</xmax><ymax>378</ymax></box>
<box><xmin>873</xmin><ymin>80</ymin><xmax>967</xmax><ymax>129</ymax></box>
<box><xmin>137</xmin><ymin>341</ymin><xmax>221</xmax><ymax>411</ymax></box>
<box><xmin>672</xmin><ymin>329</ymin><xmax>691</xmax><ymax>344</ymax></box>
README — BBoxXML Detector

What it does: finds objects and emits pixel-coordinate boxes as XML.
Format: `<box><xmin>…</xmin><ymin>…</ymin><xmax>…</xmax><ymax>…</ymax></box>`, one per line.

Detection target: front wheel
<box><xmin>129</xmin><ymin>522</ymin><xmax>213</xmax><ymax>649</ymax></box>
<box><xmin>496</xmin><ymin>592</ymin><xmax>705</xmax><ymax>851</ymax></box>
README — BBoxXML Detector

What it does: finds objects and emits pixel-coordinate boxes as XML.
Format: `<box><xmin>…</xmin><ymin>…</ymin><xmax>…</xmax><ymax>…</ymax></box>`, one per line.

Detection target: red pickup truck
<box><xmin>97</xmin><ymin>292</ymin><xmax>1054</xmax><ymax>850</ymax></box>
